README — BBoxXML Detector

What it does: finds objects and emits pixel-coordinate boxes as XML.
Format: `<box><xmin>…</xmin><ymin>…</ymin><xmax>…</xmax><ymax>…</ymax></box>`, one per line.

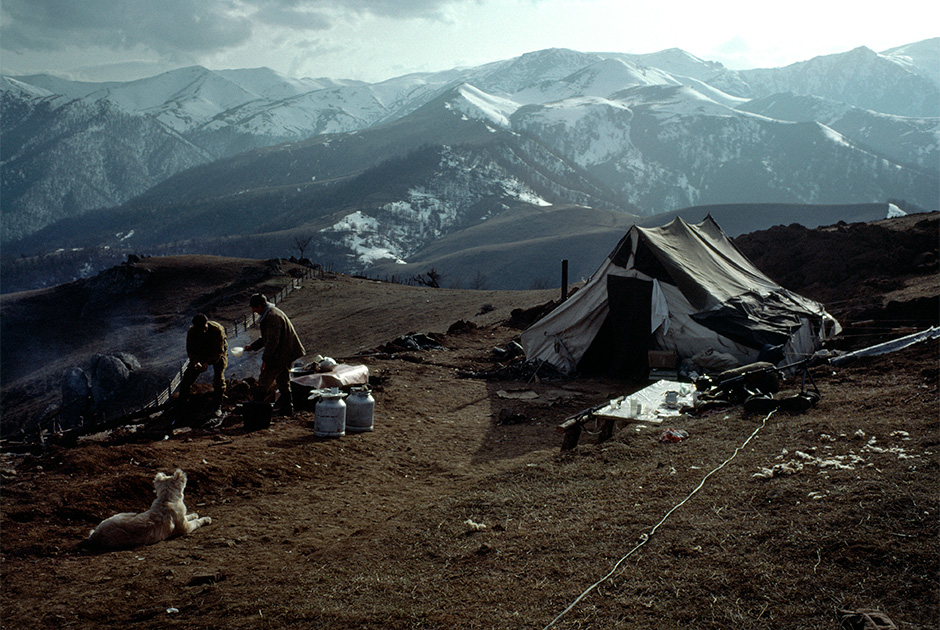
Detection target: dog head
<box><xmin>153</xmin><ymin>469</ymin><xmax>187</xmax><ymax>502</ymax></box>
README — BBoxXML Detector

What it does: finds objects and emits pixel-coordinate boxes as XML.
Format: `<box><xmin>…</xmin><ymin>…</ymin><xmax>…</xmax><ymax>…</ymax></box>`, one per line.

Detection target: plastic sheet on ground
<box><xmin>594</xmin><ymin>379</ymin><xmax>694</xmax><ymax>425</ymax></box>
<box><xmin>829</xmin><ymin>326</ymin><xmax>939</xmax><ymax>366</ymax></box>
<box><xmin>290</xmin><ymin>364</ymin><xmax>369</xmax><ymax>389</ymax></box>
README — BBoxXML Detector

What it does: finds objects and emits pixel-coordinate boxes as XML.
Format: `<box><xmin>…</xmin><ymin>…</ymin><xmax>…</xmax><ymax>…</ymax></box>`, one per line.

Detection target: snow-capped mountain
<box><xmin>737</xmin><ymin>93</ymin><xmax>938</xmax><ymax>171</ymax></box>
<box><xmin>881</xmin><ymin>39</ymin><xmax>940</xmax><ymax>84</ymax></box>
<box><xmin>1</xmin><ymin>77</ymin><xmax>213</xmax><ymax>240</ymax></box>
<box><xmin>735</xmin><ymin>44</ymin><xmax>940</xmax><ymax>118</ymax></box>
<box><xmin>1</xmin><ymin>39</ymin><xmax>938</xmax><ymax>291</ymax></box>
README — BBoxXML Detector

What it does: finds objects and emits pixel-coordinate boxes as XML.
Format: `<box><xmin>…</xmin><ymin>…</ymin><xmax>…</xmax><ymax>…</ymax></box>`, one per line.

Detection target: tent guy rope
<box><xmin>541</xmin><ymin>409</ymin><xmax>776</xmax><ymax>630</ymax></box>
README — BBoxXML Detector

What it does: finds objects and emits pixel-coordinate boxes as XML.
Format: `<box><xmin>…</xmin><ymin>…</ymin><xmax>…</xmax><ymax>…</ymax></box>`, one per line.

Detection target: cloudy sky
<box><xmin>2</xmin><ymin>0</ymin><xmax>937</xmax><ymax>83</ymax></box>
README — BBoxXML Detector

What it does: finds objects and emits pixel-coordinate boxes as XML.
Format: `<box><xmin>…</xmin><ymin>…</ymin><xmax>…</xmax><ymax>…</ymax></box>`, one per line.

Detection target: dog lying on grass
<box><xmin>86</xmin><ymin>469</ymin><xmax>212</xmax><ymax>550</ymax></box>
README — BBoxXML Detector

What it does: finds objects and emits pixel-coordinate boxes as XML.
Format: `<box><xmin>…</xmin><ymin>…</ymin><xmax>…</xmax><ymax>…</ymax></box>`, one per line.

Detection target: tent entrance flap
<box><xmin>578</xmin><ymin>276</ymin><xmax>652</xmax><ymax>380</ymax></box>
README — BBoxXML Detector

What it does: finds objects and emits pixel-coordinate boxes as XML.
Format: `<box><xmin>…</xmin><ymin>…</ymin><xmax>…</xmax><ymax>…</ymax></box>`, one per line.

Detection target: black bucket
<box><xmin>290</xmin><ymin>381</ymin><xmax>317</xmax><ymax>411</ymax></box>
<box><xmin>243</xmin><ymin>401</ymin><xmax>272</xmax><ymax>431</ymax></box>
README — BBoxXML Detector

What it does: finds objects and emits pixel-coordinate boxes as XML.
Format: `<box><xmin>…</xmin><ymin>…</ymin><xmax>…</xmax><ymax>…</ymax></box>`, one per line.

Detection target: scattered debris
<box><xmin>862</xmin><ymin>437</ymin><xmax>918</xmax><ymax>459</ymax></box>
<box><xmin>492</xmin><ymin>340</ymin><xmax>524</xmax><ymax>360</ymax></box>
<box><xmin>457</xmin><ymin>359</ymin><xmax>567</xmax><ymax>381</ymax></box>
<box><xmin>496</xmin><ymin>389</ymin><xmax>539</xmax><ymax>400</ymax></box>
<box><xmin>381</xmin><ymin>333</ymin><xmax>445</xmax><ymax>352</ymax></box>
<box><xmin>752</xmin><ymin>461</ymin><xmax>804</xmax><ymax>479</ymax></box>
<box><xmin>839</xmin><ymin>608</ymin><xmax>897</xmax><ymax>630</ymax></box>
<box><xmin>794</xmin><ymin>450</ymin><xmax>866</xmax><ymax>470</ymax></box>
<box><xmin>497</xmin><ymin>409</ymin><xmax>530</xmax><ymax>425</ymax></box>
<box><xmin>659</xmin><ymin>428</ymin><xmax>688</xmax><ymax>443</ymax></box>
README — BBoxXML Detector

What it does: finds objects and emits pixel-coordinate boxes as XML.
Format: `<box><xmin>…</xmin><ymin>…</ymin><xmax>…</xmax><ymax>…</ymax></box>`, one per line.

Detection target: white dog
<box><xmin>87</xmin><ymin>469</ymin><xmax>212</xmax><ymax>550</ymax></box>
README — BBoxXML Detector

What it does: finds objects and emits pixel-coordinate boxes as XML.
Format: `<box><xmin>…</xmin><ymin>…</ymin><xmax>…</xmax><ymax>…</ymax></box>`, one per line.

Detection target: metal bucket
<box><xmin>314</xmin><ymin>389</ymin><xmax>346</xmax><ymax>438</ymax></box>
<box><xmin>346</xmin><ymin>386</ymin><xmax>375</xmax><ymax>433</ymax></box>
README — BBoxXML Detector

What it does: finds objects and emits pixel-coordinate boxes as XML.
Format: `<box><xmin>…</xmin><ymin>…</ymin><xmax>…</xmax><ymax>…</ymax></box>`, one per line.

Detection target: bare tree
<box><xmin>293</xmin><ymin>234</ymin><xmax>314</xmax><ymax>260</ymax></box>
<box><xmin>413</xmin><ymin>268</ymin><xmax>442</xmax><ymax>288</ymax></box>
<box><xmin>468</xmin><ymin>270</ymin><xmax>489</xmax><ymax>290</ymax></box>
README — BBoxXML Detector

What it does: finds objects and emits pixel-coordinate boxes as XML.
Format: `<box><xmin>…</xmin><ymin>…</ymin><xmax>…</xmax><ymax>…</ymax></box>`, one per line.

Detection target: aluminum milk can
<box><xmin>345</xmin><ymin>386</ymin><xmax>375</xmax><ymax>433</ymax></box>
<box><xmin>314</xmin><ymin>388</ymin><xmax>346</xmax><ymax>438</ymax></box>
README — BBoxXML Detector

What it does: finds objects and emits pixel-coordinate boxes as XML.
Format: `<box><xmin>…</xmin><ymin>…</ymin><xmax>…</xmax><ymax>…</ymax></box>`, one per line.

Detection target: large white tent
<box><xmin>521</xmin><ymin>215</ymin><xmax>841</xmax><ymax>378</ymax></box>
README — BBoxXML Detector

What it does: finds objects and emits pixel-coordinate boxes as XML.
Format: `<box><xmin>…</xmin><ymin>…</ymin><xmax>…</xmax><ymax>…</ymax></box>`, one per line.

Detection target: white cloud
<box><xmin>1</xmin><ymin>0</ymin><xmax>937</xmax><ymax>82</ymax></box>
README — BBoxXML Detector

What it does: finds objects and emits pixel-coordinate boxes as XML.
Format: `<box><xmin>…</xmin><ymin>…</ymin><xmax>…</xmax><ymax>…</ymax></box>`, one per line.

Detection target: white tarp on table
<box><xmin>594</xmin><ymin>379</ymin><xmax>695</xmax><ymax>425</ymax></box>
<box><xmin>290</xmin><ymin>364</ymin><xmax>369</xmax><ymax>389</ymax></box>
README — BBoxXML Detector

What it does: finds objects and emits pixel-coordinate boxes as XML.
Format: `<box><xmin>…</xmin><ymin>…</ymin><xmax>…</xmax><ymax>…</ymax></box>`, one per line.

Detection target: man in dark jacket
<box><xmin>246</xmin><ymin>293</ymin><xmax>305</xmax><ymax>415</ymax></box>
<box><xmin>179</xmin><ymin>313</ymin><xmax>228</xmax><ymax>407</ymax></box>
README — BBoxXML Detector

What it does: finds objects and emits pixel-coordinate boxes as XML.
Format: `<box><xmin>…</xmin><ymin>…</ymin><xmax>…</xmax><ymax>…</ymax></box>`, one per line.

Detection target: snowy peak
<box><xmin>560</xmin><ymin>58</ymin><xmax>673</xmax><ymax>94</ymax></box>
<box><xmin>6</xmin><ymin>74</ymin><xmax>123</xmax><ymax>99</ymax></box>
<box><xmin>610</xmin><ymin>83</ymin><xmax>724</xmax><ymax>112</ymax></box>
<box><xmin>1</xmin><ymin>75</ymin><xmax>55</xmax><ymax>99</ymax></box>
<box><xmin>445</xmin><ymin>84</ymin><xmax>519</xmax><ymax>127</ymax></box>
<box><xmin>214</xmin><ymin>67</ymin><xmax>350</xmax><ymax>100</ymax></box>
<box><xmin>476</xmin><ymin>48</ymin><xmax>603</xmax><ymax>94</ymax></box>
<box><xmin>615</xmin><ymin>47</ymin><xmax>726</xmax><ymax>82</ymax></box>
<box><xmin>49</xmin><ymin>65</ymin><xmax>352</xmax><ymax>133</ymax></box>
<box><xmin>737</xmin><ymin>92</ymin><xmax>939</xmax><ymax>170</ymax></box>
<box><xmin>881</xmin><ymin>37</ymin><xmax>940</xmax><ymax>86</ymax></box>
<box><xmin>90</xmin><ymin>66</ymin><xmax>265</xmax><ymax>130</ymax></box>
<box><xmin>739</xmin><ymin>44</ymin><xmax>940</xmax><ymax>117</ymax></box>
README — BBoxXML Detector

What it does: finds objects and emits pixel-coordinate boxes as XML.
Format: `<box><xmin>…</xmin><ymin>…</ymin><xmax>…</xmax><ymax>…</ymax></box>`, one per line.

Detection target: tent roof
<box><xmin>616</xmin><ymin>215</ymin><xmax>785</xmax><ymax>311</ymax></box>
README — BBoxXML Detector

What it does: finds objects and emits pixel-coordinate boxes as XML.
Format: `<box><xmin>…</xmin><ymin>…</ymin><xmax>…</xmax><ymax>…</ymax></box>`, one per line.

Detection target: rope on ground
<box><xmin>541</xmin><ymin>409</ymin><xmax>776</xmax><ymax>630</ymax></box>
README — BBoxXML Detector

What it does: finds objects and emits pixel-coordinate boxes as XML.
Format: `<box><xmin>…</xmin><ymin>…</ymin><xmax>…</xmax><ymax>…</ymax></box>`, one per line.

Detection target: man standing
<box><xmin>179</xmin><ymin>313</ymin><xmax>228</xmax><ymax>408</ymax></box>
<box><xmin>246</xmin><ymin>293</ymin><xmax>305</xmax><ymax>415</ymax></box>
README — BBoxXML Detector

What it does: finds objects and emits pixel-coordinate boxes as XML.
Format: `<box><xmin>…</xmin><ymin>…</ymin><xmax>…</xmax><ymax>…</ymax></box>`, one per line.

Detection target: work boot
<box><xmin>275</xmin><ymin>390</ymin><xmax>293</xmax><ymax>416</ymax></box>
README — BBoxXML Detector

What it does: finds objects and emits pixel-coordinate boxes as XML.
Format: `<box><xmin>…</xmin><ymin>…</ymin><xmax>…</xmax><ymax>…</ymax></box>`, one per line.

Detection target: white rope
<box><xmin>542</xmin><ymin>409</ymin><xmax>775</xmax><ymax>630</ymax></box>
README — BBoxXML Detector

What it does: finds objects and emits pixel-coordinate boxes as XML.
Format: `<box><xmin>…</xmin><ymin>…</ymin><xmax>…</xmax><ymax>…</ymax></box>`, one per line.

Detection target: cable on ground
<box><xmin>541</xmin><ymin>409</ymin><xmax>775</xmax><ymax>629</ymax></box>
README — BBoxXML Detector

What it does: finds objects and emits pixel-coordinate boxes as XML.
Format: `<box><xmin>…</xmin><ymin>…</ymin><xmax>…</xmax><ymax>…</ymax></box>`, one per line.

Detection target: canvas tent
<box><xmin>521</xmin><ymin>215</ymin><xmax>841</xmax><ymax>379</ymax></box>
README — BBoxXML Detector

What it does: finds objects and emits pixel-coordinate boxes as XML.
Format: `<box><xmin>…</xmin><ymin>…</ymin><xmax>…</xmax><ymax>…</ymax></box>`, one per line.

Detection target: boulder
<box><xmin>89</xmin><ymin>353</ymin><xmax>137</xmax><ymax>405</ymax></box>
<box><xmin>60</xmin><ymin>367</ymin><xmax>92</xmax><ymax>429</ymax></box>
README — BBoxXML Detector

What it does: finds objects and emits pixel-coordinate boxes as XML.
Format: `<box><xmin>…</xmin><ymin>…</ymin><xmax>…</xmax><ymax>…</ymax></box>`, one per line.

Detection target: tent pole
<box><xmin>561</xmin><ymin>259</ymin><xmax>568</xmax><ymax>302</ymax></box>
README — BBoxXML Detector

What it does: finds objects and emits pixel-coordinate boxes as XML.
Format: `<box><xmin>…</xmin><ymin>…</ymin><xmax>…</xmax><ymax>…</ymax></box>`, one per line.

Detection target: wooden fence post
<box><xmin>561</xmin><ymin>259</ymin><xmax>568</xmax><ymax>302</ymax></box>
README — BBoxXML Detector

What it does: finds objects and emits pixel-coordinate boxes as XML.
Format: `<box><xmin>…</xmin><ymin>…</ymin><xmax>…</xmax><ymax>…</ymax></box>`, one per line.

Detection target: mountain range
<box><xmin>1</xmin><ymin>38</ymin><xmax>938</xmax><ymax>292</ymax></box>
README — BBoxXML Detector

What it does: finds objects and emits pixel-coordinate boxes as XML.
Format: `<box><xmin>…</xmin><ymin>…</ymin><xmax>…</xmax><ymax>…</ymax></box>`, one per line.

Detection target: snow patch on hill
<box><xmin>447</xmin><ymin>84</ymin><xmax>518</xmax><ymax>127</ymax></box>
<box><xmin>322</xmin><ymin>210</ymin><xmax>406</xmax><ymax>266</ymax></box>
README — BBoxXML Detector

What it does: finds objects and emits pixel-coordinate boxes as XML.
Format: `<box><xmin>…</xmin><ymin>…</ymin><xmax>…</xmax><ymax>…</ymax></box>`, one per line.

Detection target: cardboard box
<box><xmin>648</xmin><ymin>350</ymin><xmax>678</xmax><ymax>369</ymax></box>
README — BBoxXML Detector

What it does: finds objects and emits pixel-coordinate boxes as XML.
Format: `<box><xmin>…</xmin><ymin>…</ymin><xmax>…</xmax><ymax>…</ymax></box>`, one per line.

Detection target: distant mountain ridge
<box><xmin>1</xmin><ymin>38</ymin><xmax>938</xmax><ymax>293</ymax></box>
